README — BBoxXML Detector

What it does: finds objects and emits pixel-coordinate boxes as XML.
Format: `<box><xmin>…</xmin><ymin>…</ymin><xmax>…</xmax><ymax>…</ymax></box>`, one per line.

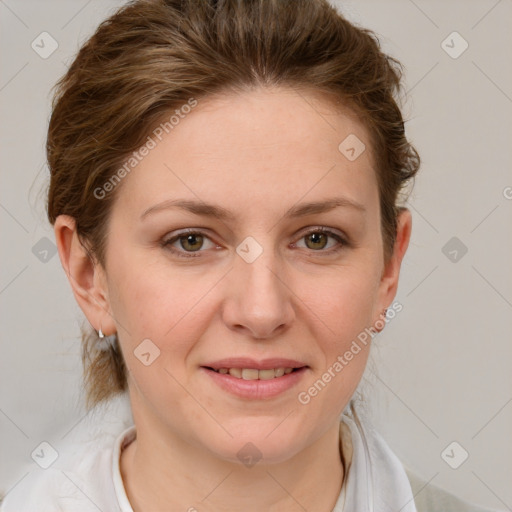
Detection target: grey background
<box><xmin>0</xmin><ymin>0</ymin><xmax>511</xmax><ymax>509</ymax></box>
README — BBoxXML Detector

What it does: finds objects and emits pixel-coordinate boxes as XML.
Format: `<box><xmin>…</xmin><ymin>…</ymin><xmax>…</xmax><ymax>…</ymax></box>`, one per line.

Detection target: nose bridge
<box><xmin>223</xmin><ymin>236</ymin><xmax>294</xmax><ymax>338</ymax></box>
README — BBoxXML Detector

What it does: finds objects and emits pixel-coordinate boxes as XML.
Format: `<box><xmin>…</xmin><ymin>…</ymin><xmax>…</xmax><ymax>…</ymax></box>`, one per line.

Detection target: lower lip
<box><xmin>201</xmin><ymin>367</ymin><xmax>307</xmax><ymax>399</ymax></box>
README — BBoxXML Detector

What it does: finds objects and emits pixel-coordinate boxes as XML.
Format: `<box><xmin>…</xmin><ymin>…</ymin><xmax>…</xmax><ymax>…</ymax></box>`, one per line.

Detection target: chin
<box><xmin>199</xmin><ymin>417</ymin><xmax>310</xmax><ymax>466</ymax></box>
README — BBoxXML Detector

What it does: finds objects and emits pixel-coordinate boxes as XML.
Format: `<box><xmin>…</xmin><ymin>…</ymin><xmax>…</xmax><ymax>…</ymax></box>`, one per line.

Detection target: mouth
<box><xmin>203</xmin><ymin>366</ymin><xmax>301</xmax><ymax>380</ymax></box>
<box><xmin>200</xmin><ymin>359</ymin><xmax>308</xmax><ymax>399</ymax></box>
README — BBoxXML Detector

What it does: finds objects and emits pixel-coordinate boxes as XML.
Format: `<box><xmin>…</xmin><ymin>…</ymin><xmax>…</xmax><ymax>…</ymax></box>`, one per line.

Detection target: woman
<box><xmin>0</xmin><ymin>0</ymin><xmax>498</xmax><ymax>510</ymax></box>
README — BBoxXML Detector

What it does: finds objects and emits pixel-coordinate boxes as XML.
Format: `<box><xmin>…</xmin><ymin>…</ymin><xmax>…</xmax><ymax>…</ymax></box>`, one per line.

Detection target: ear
<box><xmin>373</xmin><ymin>208</ymin><xmax>412</xmax><ymax>327</ymax></box>
<box><xmin>54</xmin><ymin>215</ymin><xmax>116</xmax><ymax>336</ymax></box>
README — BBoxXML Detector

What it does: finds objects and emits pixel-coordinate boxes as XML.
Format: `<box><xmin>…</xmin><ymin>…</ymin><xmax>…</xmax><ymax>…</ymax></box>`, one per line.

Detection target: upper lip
<box><xmin>202</xmin><ymin>358</ymin><xmax>308</xmax><ymax>370</ymax></box>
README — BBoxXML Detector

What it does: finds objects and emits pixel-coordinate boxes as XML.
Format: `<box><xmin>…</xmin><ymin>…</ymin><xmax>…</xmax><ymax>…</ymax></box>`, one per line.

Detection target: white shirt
<box><xmin>0</xmin><ymin>394</ymin><xmax>497</xmax><ymax>512</ymax></box>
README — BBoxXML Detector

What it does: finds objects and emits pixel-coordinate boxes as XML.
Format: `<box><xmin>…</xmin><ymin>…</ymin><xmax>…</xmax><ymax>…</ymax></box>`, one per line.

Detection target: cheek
<box><xmin>108</xmin><ymin>265</ymin><xmax>204</xmax><ymax>407</ymax></box>
<box><xmin>299</xmin><ymin>266</ymin><xmax>380</xmax><ymax>341</ymax></box>
<box><xmin>296</xmin><ymin>280</ymin><xmax>374</xmax><ymax>420</ymax></box>
<box><xmin>107</xmin><ymin>258</ymin><xmax>219</xmax><ymax>356</ymax></box>
<box><xmin>294</xmin><ymin>268</ymin><xmax>378</xmax><ymax>397</ymax></box>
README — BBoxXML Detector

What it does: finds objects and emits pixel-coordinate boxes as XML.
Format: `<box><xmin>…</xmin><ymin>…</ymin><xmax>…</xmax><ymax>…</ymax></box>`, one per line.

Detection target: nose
<box><xmin>221</xmin><ymin>246</ymin><xmax>295</xmax><ymax>340</ymax></box>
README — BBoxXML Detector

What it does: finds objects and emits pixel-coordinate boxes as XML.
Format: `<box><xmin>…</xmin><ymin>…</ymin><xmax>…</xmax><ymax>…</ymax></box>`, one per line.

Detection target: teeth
<box><xmin>216</xmin><ymin>367</ymin><xmax>297</xmax><ymax>380</ymax></box>
<box><xmin>242</xmin><ymin>369</ymin><xmax>259</xmax><ymax>380</ymax></box>
<box><xmin>258</xmin><ymin>369</ymin><xmax>276</xmax><ymax>380</ymax></box>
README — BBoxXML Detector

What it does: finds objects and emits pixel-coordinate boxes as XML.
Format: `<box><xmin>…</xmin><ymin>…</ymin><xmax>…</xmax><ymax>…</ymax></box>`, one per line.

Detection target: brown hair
<box><xmin>46</xmin><ymin>0</ymin><xmax>420</xmax><ymax>409</ymax></box>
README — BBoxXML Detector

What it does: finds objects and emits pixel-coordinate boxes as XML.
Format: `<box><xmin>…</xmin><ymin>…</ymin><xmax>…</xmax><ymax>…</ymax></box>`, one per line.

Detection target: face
<box><xmin>90</xmin><ymin>87</ymin><xmax>404</xmax><ymax>463</ymax></box>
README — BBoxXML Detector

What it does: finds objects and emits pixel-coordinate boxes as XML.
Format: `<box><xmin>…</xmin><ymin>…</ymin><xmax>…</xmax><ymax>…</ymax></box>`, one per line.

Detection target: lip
<box><xmin>200</xmin><ymin>360</ymin><xmax>308</xmax><ymax>400</ymax></box>
<box><xmin>202</xmin><ymin>357</ymin><xmax>307</xmax><ymax>371</ymax></box>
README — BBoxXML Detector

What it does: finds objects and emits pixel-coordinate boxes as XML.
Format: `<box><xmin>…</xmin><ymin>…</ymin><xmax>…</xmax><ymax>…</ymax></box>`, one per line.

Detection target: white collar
<box><xmin>111</xmin><ymin>415</ymin><xmax>417</xmax><ymax>512</ymax></box>
<box><xmin>112</xmin><ymin>425</ymin><xmax>136</xmax><ymax>512</ymax></box>
<box><xmin>338</xmin><ymin>414</ymin><xmax>418</xmax><ymax>512</ymax></box>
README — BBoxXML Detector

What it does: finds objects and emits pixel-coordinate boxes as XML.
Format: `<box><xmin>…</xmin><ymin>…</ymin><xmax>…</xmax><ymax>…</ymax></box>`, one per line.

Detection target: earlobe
<box><xmin>54</xmin><ymin>215</ymin><xmax>116</xmax><ymax>335</ymax></box>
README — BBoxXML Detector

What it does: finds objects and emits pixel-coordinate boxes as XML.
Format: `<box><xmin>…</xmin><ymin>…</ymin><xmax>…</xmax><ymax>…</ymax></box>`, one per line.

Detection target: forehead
<box><xmin>116</xmin><ymin>86</ymin><xmax>378</xmax><ymax>221</ymax></box>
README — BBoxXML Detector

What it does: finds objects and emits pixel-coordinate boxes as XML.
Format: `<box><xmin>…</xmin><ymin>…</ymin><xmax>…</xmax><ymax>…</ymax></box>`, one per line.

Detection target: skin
<box><xmin>55</xmin><ymin>86</ymin><xmax>412</xmax><ymax>511</ymax></box>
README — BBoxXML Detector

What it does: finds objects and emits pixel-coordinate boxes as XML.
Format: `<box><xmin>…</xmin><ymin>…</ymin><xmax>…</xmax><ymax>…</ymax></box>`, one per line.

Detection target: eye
<box><xmin>162</xmin><ymin>226</ymin><xmax>348</xmax><ymax>259</ymax></box>
<box><xmin>162</xmin><ymin>230</ymin><xmax>217</xmax><ymax>257</ymax></box>
<box><xmin>294</xmin><ymin>227</ymin><xmax>348</xmax><ymax>253</ymax></box>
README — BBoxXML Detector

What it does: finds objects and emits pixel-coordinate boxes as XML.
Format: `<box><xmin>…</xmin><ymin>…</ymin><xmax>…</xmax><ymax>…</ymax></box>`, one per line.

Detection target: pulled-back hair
<box><xmin>46</xmin><ymin>0</ymin><xmax>420</xmax><ymax>409</ymax></box>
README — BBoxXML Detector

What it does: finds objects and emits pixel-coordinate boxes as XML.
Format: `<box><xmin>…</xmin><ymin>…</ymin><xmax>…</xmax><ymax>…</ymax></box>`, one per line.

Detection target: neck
<box><xmin>120</xmin><ymin>410</ymin><xmax>344</xmax><ymax>512</ymax></box>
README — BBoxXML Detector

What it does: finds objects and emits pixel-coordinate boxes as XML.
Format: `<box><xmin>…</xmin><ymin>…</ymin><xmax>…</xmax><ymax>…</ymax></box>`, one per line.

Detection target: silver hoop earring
<box><xmin>97</xmin><ymin>325</ymin><xmax>116</xmax><ymax>351</ymax></box>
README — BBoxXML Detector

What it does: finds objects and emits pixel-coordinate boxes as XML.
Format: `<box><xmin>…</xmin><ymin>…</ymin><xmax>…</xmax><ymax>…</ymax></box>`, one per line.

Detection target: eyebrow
<box><xmin>140</xmin><ymin>197</ymin><xmax>366</xmax><ymax>221</ymax></box>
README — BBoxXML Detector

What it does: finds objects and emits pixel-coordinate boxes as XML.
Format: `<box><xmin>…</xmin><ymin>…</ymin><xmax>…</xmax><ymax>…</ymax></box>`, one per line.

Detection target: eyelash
<box><xmin>161</xmin><ymin>227</ymin><xmax>349</xmax><ymax>259</ymax></box>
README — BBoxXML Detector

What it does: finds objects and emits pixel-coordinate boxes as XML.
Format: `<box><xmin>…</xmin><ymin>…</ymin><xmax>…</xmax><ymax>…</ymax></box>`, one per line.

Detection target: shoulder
<box><xmin>340</xmin><ymin>410</ymin><xmax>502</xmax><ymax>512</ymax></box>
<box><xmin>0</xmin><ymin>394</ymin><xmax>133</xmax><ymax>512</ymax></box>
<box><xmin>0</xmin><ymin>437</ymin><xmax>116</xmax><ymax>512</ymax></box>
<box><xmin>404</xmin><ymin>466</ymin><xmax>502</xmax><ymax>512</ymax></box>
